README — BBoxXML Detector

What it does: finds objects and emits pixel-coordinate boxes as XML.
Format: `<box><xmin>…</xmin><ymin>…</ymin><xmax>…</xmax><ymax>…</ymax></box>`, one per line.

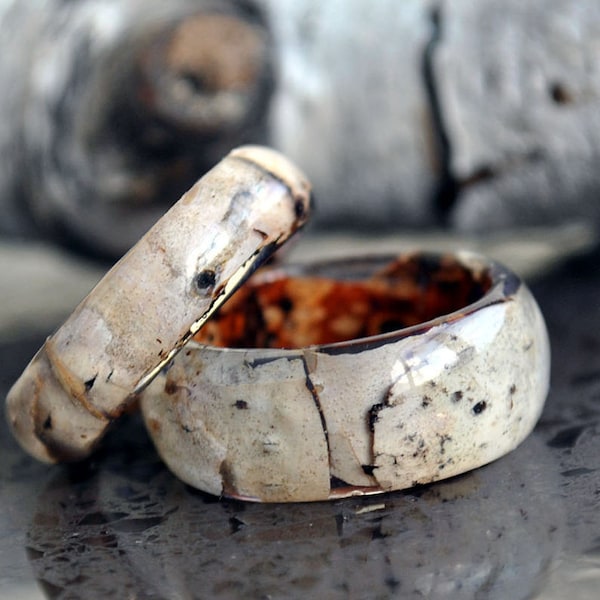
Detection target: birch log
<box><xmin>0</xmin><ymin>0</ymin><xmax>274</xmax><ymax>256</ymax></box>
<box><xmin>435</xmin><ymin>0</ymin><xmax>600</xmax><ymax>231</ymax></box>
<box><xmin>0</xmin><ymin>0</ymin><xmax>599</xmax><ymax>258</ymax></box>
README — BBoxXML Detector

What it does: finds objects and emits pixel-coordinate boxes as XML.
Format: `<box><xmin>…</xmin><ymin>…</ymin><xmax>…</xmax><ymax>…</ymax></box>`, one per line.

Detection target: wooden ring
<box><xmin>141</xmin><ymin>252</ymin><xmax>550</xmax><ymax>502</ymax></box>
<box><xmin>6</xmin><ymin>146</ymin><xmax>312</xmax><ymax>463</ymax></box>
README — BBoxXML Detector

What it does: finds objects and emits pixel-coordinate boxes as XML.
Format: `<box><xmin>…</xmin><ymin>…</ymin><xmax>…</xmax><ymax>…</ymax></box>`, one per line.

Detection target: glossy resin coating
<box><xmin>6</xmin><ymin>146</ymin><xmax>311</xmax><ymax>463</ymax></box>
<box><xmin>141</xmin><ymin>252</ymin><xmax>550</xmax><ymax>502</ymax></box>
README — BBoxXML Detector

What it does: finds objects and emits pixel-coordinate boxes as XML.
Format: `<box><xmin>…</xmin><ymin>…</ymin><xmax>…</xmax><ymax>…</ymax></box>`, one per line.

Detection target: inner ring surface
<box><xmin>193</xmin><ymin>254</ymin><xmax>493</xmax><ymax>350</ymax></box>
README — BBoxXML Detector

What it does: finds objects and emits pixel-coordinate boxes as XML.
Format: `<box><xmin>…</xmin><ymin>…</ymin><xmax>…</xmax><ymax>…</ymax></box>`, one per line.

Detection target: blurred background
<box><xmin>2</xmin><ymin>0</ymin><xmax>599</xmax><ymax>339</ymax></box>
<box><xmin>1</xmin><ymin>0</ymin><xmax>600</xmax><ymax>256</ymax></box>
<box><xmin>1</xmin><ymin>1</ymin><xmax>600</xmax><ymax>599</ymax></box>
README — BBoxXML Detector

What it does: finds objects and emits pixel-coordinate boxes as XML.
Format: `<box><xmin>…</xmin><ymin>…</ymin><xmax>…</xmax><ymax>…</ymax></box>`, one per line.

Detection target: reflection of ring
<box><xmin>141</xmin><ymin>251</ymin><xmax>551</xmax><ymax>503</ymax></box>
<box><xmin>26</xmin><ymin>433</ymin><xmax>562</xmax><ymax>599</ymax></box>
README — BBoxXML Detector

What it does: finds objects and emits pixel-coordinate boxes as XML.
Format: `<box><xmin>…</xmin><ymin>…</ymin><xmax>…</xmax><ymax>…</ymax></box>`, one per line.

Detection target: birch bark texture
<box><xmin>6</xmin><ymin>146</ymin><xmax>311</xmax><ymax>464</ymax></box>
<box><xmin>141</xmin><ymin>253</ymin><xmax>550</xmax><ymax>502</ymax></box>
<box><xmin>0</xmin><ymin>0</ymin><xmax>599</xmax><ymax>256</ymax></box>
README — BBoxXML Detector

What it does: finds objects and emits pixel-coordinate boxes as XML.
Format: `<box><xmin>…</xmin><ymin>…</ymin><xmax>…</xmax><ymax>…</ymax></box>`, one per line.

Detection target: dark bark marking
<box><xmin>252</xmin><ymin>227</ymin><xmax>268</xmax><ymax>240</ymax></box>
<box><xmin>84</xmin><ymin>374</ymin><xmax>97</xmax><ymax>391</ymax></box>
<box><xmin>301</xmin><ymin>353</ymin><xmax>332</xmax><ymax>475</ymax></box>
<box><xmin>549</xmin><ymin>82</ymin><xmax>574</xmax><ymax>105</ymax></box>
<box><xmin>362</xmin><ymin>464</ymin><xmax>376</xmax><ymax>476</ymax></box>
<box><xmin>423</xmin><ymin>5</ymin><xmax>458</xmax><ymax>223</ymax></box>
<box><xmin>368</xmin><ymin>403</ymin><xmax>386</xmax><ymax>432</ymax></box>
<box><xmin>472</xmin><ymin>400</ymin><xmax>487</xmax><ymax>415</ymax></box>
<box><xmin>219</xmin><ymin>460</ymin><xmax>238</xmax><ymax>498</ymax></box>
<box><xmin>195</xmin><ymin>269</ymin><xmax>217</xmax><ymax>292</ymax></box>
<box><xmin>451</xmin><ymin>390</ymin><xmax>463</xmax><ymax>402</ymax></box>
<box><xmin>165</xmin><ymin>380</ymin><xmax>178</xmax><ymax>395</ymax></box>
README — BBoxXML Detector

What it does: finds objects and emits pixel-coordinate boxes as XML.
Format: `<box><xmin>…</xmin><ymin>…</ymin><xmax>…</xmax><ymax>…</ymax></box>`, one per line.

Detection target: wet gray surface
<box><xmin>1</xmin><ymin>251</ymin><xmax>600</xmax><ymax>599</ymax></box>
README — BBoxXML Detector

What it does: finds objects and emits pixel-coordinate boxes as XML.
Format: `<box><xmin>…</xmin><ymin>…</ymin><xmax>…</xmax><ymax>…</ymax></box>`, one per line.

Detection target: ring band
<box><xmin>5</xmin><ymin>146</ymin><xmax>312</xmax><ymax>464</ymax></box>
<box><xmin>141</xmin><ymin>251</ymin><xmax>550</xmax><ymax>502</ymax></box>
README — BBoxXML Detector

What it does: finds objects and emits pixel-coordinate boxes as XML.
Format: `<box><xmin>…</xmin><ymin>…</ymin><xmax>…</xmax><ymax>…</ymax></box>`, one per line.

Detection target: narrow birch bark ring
<box><xmin>6</xmin><ymin>146</ymin><xmax>312</xmax><ymax>463</ymax></box>
<box><xmin>140</xmin><ymin>253</ymin><xmax>550</xmax><ymax>503</ymax></box>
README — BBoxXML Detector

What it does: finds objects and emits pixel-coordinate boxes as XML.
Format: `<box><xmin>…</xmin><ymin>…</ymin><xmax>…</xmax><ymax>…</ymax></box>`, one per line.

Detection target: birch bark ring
<box><xmin>140</xmin><ymin>252</ymin><xmax>550</xmax><ymax>502</ymax></box>
<box><xmin>6</xmin><ymin>146</ymin><xmax>312</xmax><ymax>464</ymax></box>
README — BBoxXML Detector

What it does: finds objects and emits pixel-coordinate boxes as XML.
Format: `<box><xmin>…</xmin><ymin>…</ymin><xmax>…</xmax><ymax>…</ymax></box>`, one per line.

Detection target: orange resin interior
<box><xmin>193</xmin><ymin>255</ymin><xmax>492</xmax><ymax>349</ymax></box>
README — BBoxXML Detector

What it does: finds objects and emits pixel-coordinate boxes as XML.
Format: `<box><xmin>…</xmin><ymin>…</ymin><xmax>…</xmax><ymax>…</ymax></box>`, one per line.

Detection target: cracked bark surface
<box><xmin>2</xmin><ymin>0</ymin><xmax>597</xmax><ymax>258</ymax></box>
<box><xmin>140</xmin><ymin>253</ymin><xmax>549</xmax><ymax>502</ymax></box>
<box><xmin>142</xmin><ymin>349</ymin><xmax>332</xmax><ymax>502</ymax></box>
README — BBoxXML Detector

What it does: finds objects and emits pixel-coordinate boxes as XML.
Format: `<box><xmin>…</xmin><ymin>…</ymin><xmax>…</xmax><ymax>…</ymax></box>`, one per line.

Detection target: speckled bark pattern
<box><xmin>370</xmin><ymin>283</ymin><xmax>548</xmax><ymax>490</ymax></box>
<box><xmin>144</xmin><ymin>349</ymin><xmax>331</xmax><ymax>502</ymax></box>
<box><xmin>5</xmin><ymin>146</ymin><xmax>311</xmax><ymax>464</ymax></box>
<box><xmin>141</xmin><ymin>252</ymin><xmax>550</xmax><ymax>502</ymax></box>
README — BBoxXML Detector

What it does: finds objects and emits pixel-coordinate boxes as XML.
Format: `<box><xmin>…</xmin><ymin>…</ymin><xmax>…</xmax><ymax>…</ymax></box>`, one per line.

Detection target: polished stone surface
<box><xmin>1</xmin><ymin>246</ymin><xmax>600</xmax><ymax>599</ymax></box>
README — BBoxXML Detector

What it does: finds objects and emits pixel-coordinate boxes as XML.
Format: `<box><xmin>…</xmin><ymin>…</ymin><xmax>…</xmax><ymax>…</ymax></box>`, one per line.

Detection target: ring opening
<box><xmin>193</xmin><ymin>254</ymin><xmax>493</xmax><ymax>349</ymax></box>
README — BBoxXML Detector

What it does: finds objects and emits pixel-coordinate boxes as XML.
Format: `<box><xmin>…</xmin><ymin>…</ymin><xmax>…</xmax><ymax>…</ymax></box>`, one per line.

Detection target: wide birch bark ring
<box><xmin>140</xmin><ymin>253</ymin><xmax>550</xmax><ymax>502</ymax></box>
<box><xmin>6</xmin><ymin>146</ymin><xmax>312</xmax><ymax>463</ymax></box>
